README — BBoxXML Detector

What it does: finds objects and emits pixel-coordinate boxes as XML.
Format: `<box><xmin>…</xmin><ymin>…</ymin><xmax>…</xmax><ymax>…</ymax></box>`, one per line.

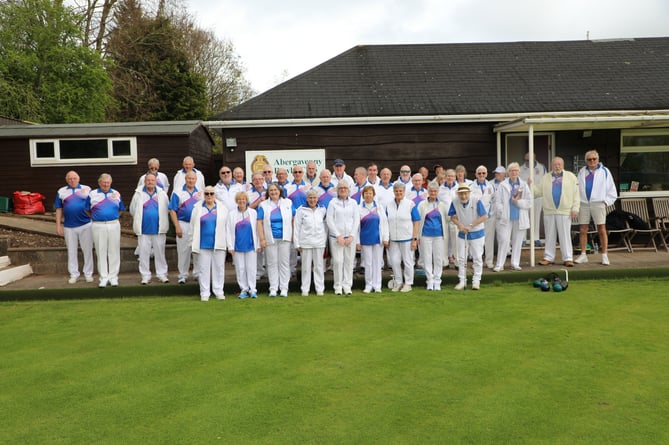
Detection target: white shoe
<box><xmin>302</xmin><ymin>292</ymin><xmax>309</xmax><ymax>297</ymax></box>
<box><xmin>472</xmin><ymin>282</ymin><xmax>480</xmax><ymax>290</ymax></box>
<box><xmin>109</xmin><ymin>279</ymin><xmax>119</xmax><ymax>287</ymax></box>
<box><xmin>98</xmin><ymin>279</ymin><xmax>108</xmax><ymax>288</ymax></box>
<box><xmin>485</xmin><ymin>262</ymin><xmax>494</xmax><ymax>269</ymax></box>
<box><xmin>454</xmin><ymin>281</ymin><xmax>466</xmax><ymax>291</ymax></box>
<box><xmin>574</xmin><ymin>253</ymin><xmax>588</xmax><ymax>264</ymax></box>
<box><xmin>85</xmin><ymin>276</ymin><xmax>94</xmax><ymax>283</ymax></box>
<box><xmin>400</xmin><ymin>284</ymin><xmax>412</xmax><ymax>292</ymax></box>
<box><xmin>363</xmin><ymin>287</ymin><xmax>372</xmax><ymax>294</ymax></box>
<box><xmin>433</xmin><ymin>285</ymin><xmax>441</xmax><ymax>291</ymax></box>
<box><xmin>374</xmin><ymin>288</ymin><xmax>382</xmax><ymax>293</ymax></box>
<box><xmin>141</xmin><ymin>278</ymin><xmax>150</xmax><ymax>285</ymax></box>
<box><xmin>391</xmin><ymin>283</ymin><xmax>403</xmax><ymax>292</ymax></box>
<box><xmin>215</xmin><ymin>294</ymin><xmax>226</xmax><ymax>300</ymax></box>
<box><xmin>601</xmin><ymin>253</ymin><xmax>610</xmax><ymax>265</ymax></box>
<box><xmin>511</xmin><ymin>265</ymin><xmax>522</xmax><ymax>271</ymax></box>
<box><xmin>157</xmin><ymin>275</ymin><xmax>169</xmax><ymax>283</ymax></box>
<box><xmin>68</xmin><ymin>276</ymin><xmax>78</xmax><ymax>284</ymax></box>
<box><xmin>316</xmin><ymin>291</ymin><xmax>324</xmax><ymax>296</ymax></box>
<box><xmin>492</xmin><ymin>266</ymin><xmax>502</xmax><ymax>273</ymax></box>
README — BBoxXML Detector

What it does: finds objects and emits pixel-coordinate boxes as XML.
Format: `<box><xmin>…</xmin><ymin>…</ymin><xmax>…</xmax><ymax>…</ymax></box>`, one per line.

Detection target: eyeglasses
<box><xmin>400</xmin><ymin>170</ymin><xmax>411</xmax><ymax>174</ymax></box>
<box><xmin>263</xmin><ymin>170</ymin><xmax>272</xmax><ymax>173</ymax></box>
<box><xmin>477</xmin><ymin>172</ymin><xmax>487</xmax><ymax>175</ymax></box>
<box><xmin>586</xmin><ymin>158</ymin><xmax>598</xmax><ymax>161</ymax></box>
<box><xmin>220</xmin><ymin>171</ymin><xmax>231</xmax><ymax>174</ymax></box>
<box><xmin>204</xmin><ymin>192</ymin><xmax>215</xmax><ymax>196</ymax></box>
<box><xmin>293</xmin><ymin>171</ymin><xmax>303</xmax><ymax>174</ymax></box>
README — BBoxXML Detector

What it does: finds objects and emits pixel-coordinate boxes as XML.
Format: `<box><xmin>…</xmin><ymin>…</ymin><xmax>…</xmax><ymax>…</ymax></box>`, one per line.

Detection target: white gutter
<box><xmin>495</xmin><ymin>110</ymin><xmax>669</xmax><ymax>132</ymax></box>
<box><xmin>203</xmin><ymin>109</ymin><xmax>669</xmax><ymax>129</ymax></box>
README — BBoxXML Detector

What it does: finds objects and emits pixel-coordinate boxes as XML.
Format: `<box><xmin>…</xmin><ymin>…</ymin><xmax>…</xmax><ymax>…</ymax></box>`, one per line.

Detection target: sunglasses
<box><xmin>400</xmin><ymin>170</ymin><xmax>411</xmax><ymax>173</ymax></box>
<box><xmin>586</xmin><ymin>158</ymin><xmax>598</xmax><ymax>161</ymax></box>
<box><xmin>220</xmin><ymin>171</ymin><xmax>231</xmax><ymax>174</ymax></box>
<box><xmin>204</xmin><ymin>192</ymin><xmax>215</xmax><ymax>196</ymax></box>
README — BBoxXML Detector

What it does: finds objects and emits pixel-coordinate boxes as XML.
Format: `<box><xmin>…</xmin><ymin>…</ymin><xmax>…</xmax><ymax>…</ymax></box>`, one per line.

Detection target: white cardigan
<box><xmin>190</xmin><ymin>200</ymin><xmax>229</xmax><ymax>253</ymax></box>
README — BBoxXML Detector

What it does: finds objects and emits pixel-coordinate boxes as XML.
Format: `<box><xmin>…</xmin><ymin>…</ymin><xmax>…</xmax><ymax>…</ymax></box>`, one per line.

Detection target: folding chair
<box><xmin>651</xmin><ymin>197</ymin><xmax>669</xmax><ymax>251</ymax></box>
<box><xmin>620</xmin><ymin>198</ymin><xmax>663</xmax><ymax>252</ymax></box>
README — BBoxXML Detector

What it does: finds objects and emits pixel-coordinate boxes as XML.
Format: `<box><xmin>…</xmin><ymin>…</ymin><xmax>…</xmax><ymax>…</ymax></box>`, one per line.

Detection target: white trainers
<box><xmin>492</xmin><ymin>266</ymin><xmax>502</xmax><ymax>273</ymax></box>
<box><xmin>157</xmin><ymin>275</ymin><xmax>169</xmax><ymax>283</ymax></box>
<box><xmin>511</xmin><ymin>265</ymin><xmax>522</xmax><ymax>271</ymax></box>
<box><xmin>68</xmin><ymin>276</ymin><xmax>78</xmax><ymax>284</ymax></box>
<box><xmin>472</xmin><ymin>282</ymin><xmax>480</xmax><ymax>290</ymax></box>
<box><xmin>574</xmin><ymin>253</ymin><xmax>588</xmax><ymax>264</ymax></box>
<box><xmin>400</xmin><ymin>284</ymin><xmax>412</xmax><ymax>292</ymax></box>
<box><xmin>454</xmin><ymin>281</ymin><xmax>466</xmax><ymax>291</ymax></box>
<box><xmin>391</xmin><ymin>283</ymin><xmax>403</xmax><ymax>292</ymax></box>
<box><xmin>363</xmin><ymin>287</ymin><xmax>372</xmax><ymax>294</ymax></box>
<box><xmin>85</xmin><ymin>276</ymin><xmax>94</xmax><ymax>283</ymax></box>
<box><xmin>601</xmin><ymin>253</ymin><xmax>610</xmax><ymax>265</ymax></box>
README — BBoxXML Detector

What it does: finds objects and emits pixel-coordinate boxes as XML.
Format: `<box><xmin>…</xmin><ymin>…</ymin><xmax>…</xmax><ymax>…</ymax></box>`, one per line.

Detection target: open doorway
<box><xmin>505</xmin><ymin>133</ymin><xmax>554</xmax><ymax>168</ymax></box>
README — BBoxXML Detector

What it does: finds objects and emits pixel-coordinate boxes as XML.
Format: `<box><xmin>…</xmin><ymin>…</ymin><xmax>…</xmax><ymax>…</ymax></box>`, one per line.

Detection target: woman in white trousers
<box><xmin>357</xmin><ymin>186</ymin><xmax>389</xmax><ymax>293</ymax></box>
<box><xmin>257</xmin><ymin>183</ymin><xmax>294</xmax><ymax>297</ymax></box>
<box><xmin>294</xmin><ymin>189</ymin><xmax>328</xmax><ymax>296</ymax></box>
<box><xmin>326</xmin><ymin>182</ymin><xmax>360</xmax><ymax>295</ymax></box>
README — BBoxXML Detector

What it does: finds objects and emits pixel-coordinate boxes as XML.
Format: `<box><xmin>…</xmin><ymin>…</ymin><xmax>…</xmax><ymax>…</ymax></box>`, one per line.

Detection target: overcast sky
<box><xmin>187</xmin><ymin>0</ymin><xmax>669</xmax><ymax>95</ymax></box>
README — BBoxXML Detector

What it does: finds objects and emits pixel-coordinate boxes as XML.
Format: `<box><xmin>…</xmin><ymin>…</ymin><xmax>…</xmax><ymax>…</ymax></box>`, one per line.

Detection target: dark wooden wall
<box><xmin>220</xmin><ymin>122</ymin><xmax>498</xmax><ymax>178</ymax></box>
<box><xmin>0</xmin><ymin>131</ymin><xmax>213</xmax><ymax>210</ymax></box>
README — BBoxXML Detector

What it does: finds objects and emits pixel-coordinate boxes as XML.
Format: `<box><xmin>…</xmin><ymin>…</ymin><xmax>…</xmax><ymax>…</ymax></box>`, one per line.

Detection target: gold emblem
<box><xmin>251</xmin><ymin>155</ymin><xmax>270</xmax><ymax>174</ymax></box>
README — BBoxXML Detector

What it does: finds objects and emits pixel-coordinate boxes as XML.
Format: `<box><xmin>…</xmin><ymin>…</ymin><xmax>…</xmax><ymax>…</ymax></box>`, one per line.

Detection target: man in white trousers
<box><xmin>169</xmin><ymin>171</ymin><xmax>203</xmax><ymax>284</ymax></box>
<box><xmin>449</xmin><ymin>184</ymin><xmax>488</xmax><ymax>290</ymax></box>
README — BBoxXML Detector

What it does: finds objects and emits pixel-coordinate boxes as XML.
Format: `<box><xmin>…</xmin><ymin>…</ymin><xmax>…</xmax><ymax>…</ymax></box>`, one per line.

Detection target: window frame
<box><xmin>620</xmin><ymin>129</ymin><xmax>669</xmax><ymax>197</ymax></box>
<box><xmin>29</xmin><ymin>137</ymin><xmax>138</xmax><ymax>167</ymax></box>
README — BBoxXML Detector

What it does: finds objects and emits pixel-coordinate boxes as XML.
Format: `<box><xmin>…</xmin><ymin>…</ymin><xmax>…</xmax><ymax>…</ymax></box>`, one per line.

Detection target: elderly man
<box><xmin>247</xmin><ymin>172</ymin><xmax>267</xmax><ymax>209</ymax></box>
<box><xmin>315</xmin><ymin>169</ymin><xmax>336</xmax><ymax>208</ymax></box>
<box><xmin>438</xmin><ymin>168</ymin><xmax>458</xmax><ymax>265</ymax></box>
<box><xmin>331</xmin><ymin>158</ymin><xmax>353</xmax><ymax>187</ymax></box>
<box><xmin>471</xmin><ymin>166</ymin><xmax>496</xmax><ymax>268</ymax></box>
<box><xmin>533</xmin><ymin>157</ymin><xmax>580</xmax><ymax>267</ymax></box>
<box><xmin>376</xmin><ymin>168</ymin><xmax>395</xmax><ymax>209</ymax></box>
<box><xmin>137</xmin><ymin>158</ymin><xmax>170</xmax><ymax>192</ymax></box>
<box><xmin>87</xmin><ymin>173</ymin><xmax>125</xmax><ymax>288</ymax></box>
<box><xmin>275</xmin><ymin>167</ymin><xmax>290</xmax><ymax>196</ymax></box>
<box><xmin>350</xmin><ymin>166</ymin><xmax>369</xmax><ymax>203</ymax></box>
<box><xmin>262</xmin><ymin>165</ymin><xmax>274</xmax><ymax>186</ymax></box>
<box><xmin>305</xmin><ymin>161</ymin><xmax>319</xmax><ymax>186</ymax></box>
<box><xmin>130</xmin><ymin>172</ymin><xmax>171</xmax><ymax>284</ymax></box>
<box><xmin>55</xmin><ymin>170</ymin><xmax>94</xmax><ymax>284</ymax></box>
<box><xmin>449</xmin><ymin>183</ymin><xmax>488</xmax><ymax>290</ymax></box>
<box><xmin>173</xmin><ymin>156</ymin><xmax>205</xmax><ymax>193</ymax></box>
<box><xmin>407</xmin><ymin>173</ymin><xmax>427</xmax><ymax>205</ymax></box>
<box><xmin>520</xmin><ymin>152</ymin><xmax>547</xmax><ymax>247</ymax></box>
<box><xmin>232</xmin><ymin>167</ymin><xmax>248</xmax><ymax>190</ymax></box>
<box><xmin>395</xmin><ymin>165</ymin><xmax>412</xmax><ymax>191</ymax></box>
<box><xmin>575</xmin><ymin>149</ymin><xmax>618</xmax><ymax>265</ymax></box>
<box><xmin>169</xmin><ymin>170</ymin><xmax>203</xmax><ymax>284</ymax></box>
<box><xmin>215</xmin><ymin>165</ymin><xmax>243</xmax><ymax>211</ymax></box>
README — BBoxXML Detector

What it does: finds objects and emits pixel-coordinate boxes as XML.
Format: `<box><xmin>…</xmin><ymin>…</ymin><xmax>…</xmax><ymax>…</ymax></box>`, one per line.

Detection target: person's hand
<box><xmin>56</xmin><ymin>226</ymin><xmax>64</xmax><ymax>237</ymax></box>
<box><xmin>410</xmin><ymin>239</ymin><xmax>418</xmax><ymax>251</ymax></box>
<box><xmin>175</xmin><ymin>227</ymin><xmax>183</xmax><ymax>238</ymax></box>
<box><xmin>337</xmin><ymin>236</ymin><xmax>345</xmax><ymax>246</ymax></box>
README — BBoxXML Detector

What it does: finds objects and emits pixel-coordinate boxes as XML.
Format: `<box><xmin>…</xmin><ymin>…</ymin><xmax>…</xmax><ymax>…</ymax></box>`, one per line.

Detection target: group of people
<box><xmin>55</xmin><ymin>150</ymin><xmax>617</xmax><ymax>298</ymax></box>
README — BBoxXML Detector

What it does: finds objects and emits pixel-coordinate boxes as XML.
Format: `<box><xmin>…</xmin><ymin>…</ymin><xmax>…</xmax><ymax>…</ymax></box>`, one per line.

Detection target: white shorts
<box><xmin>579</xmin><ymin>202</ymin><xmax>606</xmax><ymax>226</ymax></box>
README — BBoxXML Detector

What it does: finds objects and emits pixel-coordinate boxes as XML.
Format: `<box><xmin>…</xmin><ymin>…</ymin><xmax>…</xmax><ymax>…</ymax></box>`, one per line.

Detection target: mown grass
<box><xmin>1</xmin><ymin>278</ymin><xmax>668</xmax><ymax>444</ymax></box>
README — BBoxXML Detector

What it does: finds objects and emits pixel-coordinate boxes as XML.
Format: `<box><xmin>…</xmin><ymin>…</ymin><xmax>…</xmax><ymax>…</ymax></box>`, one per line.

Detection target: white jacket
<box><xmin>129</xmin><ymin>187</ymin><xmax>170</xmax><ymax>235</ymax></box>
<box><xmin>494</xmin><ymin>178</ymin><xmax>532</xmax><ymax>230</ymax></box>
<box><xmin>326</xmin><ymin>197</ymin><xmax>360</xmax><ymax>239</ymax></box>
<box><xmin>226</xmin><ymin>207</ymin><xmax>259</xmax><ymax>252</ymax></box>
<box><xmin>577</xmin><ymin>163</ymin><xmax>618</xmax><ymax>206</ymax></box>
<box><xmin>417</xmin><ymin>198</ymin><xmax>450</xmax><ymax>240</ymax></box>
<box><xmin>190</xmin><ymin>200</ymin><xmax>229</xmax><ymax>253</ymax></box>
<box><xmin>294</xmin><ymin>205</ymin><xmax>328</xmax><ymax>249</ymax></box>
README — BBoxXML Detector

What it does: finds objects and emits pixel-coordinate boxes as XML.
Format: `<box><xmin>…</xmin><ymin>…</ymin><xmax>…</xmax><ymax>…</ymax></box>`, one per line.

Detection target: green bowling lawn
<box><xmin>2</xmin><ymin>278</ymin><xmax>668</xmax><ymax>444</ymax></box>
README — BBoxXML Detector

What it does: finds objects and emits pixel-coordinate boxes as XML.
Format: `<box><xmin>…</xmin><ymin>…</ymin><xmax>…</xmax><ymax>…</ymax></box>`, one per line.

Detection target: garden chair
<box><xmin>651</xmin><ymin>197</ymin><xmax>669</xmax><ymax>251</ymax></box>
<box><xmin>620</xmin><ymin>198</ymin><xmax>664</xmax><ymax>252</ymax></box>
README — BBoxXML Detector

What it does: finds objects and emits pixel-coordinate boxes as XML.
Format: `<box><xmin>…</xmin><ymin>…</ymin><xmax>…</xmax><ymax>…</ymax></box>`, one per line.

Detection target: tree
<box><xmin>0</xmin><ymin>0</ymin><xmax>114</xmax><ymax>123</ymax></box>
<box><xmin>105</xmin><ymin>0</ymin><xmax>207</xmax><ymax>121</ymax></box>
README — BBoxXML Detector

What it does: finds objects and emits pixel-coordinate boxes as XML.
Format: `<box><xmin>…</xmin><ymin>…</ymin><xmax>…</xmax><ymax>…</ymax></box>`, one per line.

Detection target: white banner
<box><xmin>246</xmin><ymin>149</ymin><xmax>326</xmax><ymax>182</ymax></box>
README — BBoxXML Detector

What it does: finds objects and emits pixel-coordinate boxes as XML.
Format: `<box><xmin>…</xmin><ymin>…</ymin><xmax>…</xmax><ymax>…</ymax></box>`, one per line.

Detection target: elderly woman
<box><xmin>417</xmin><ymin>182</ymin><xmax>450</xmax><ymax>291</ymax></box>
<box><xmin>257</xmin><ymin>183</ymin><xmax>294</xmax><ymax>297</ymax></box>
<box><xmin>294</xmin><ymin>189</ymin><xmax>328</xmax><ymax>296</ymax></box>
<box><xmin>386</xmin><ymin>182</ymin><xmax>420</xmax><ymax>292</ymax></box>
<box><xmin>493</xmin><ymin>162</ymin><xmax>532</xmax><ymax>272</ymax></box>
<box><xmin>190</xmin><ymin>185</ymin><xmax>228</xmax><ymax>301</ymax></box>
<box><xmin>357</xmin><ymin>186</ymin><xmax>389</xmax><ymax>293</ymax></box>
<box><xmin>326</xmin><ymin>181</ymin><xmax>360</xmax><ymax>295</ymax></box>
<box><xmin>227</xmin><ymin>191</ymin><xmax>259</xmax><ymax>299</ymax></box>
